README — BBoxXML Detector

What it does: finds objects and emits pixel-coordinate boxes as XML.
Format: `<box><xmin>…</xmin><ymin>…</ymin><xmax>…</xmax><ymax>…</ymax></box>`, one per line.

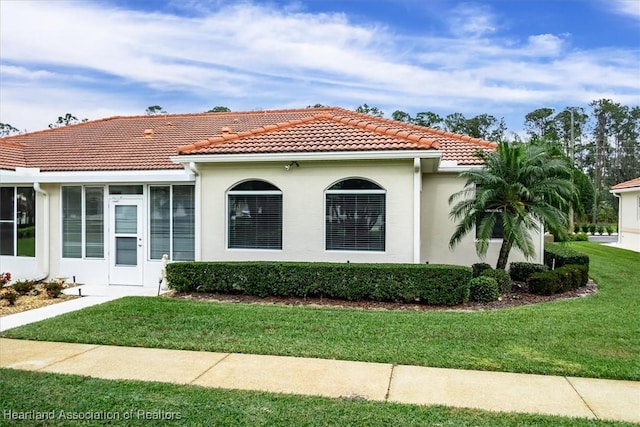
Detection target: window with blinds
<box><xmin>228</xmin><ymin>180</ymin><xmax>282</xmax><ymax>250</ymax></box>
<box><xmin>62</xmin><ymin>186</ymin><xmax>104</xmax><ymax>258</ymax></box>
<box><xmin>149</xmin><ymin>185</ymin><xmax>195</xmax><ymax>261</ymax></box>
<box><xmin>326</xmin><ymin>178</ymin><xmax>385</xmax><ymax>251</ymax></box>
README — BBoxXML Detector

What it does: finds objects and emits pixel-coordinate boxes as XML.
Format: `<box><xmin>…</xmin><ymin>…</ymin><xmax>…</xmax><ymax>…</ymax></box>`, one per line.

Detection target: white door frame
<box><xmin>108</xmin><ymin>196</ymin><xmax>144</xmax><ymax>285</ymax></box>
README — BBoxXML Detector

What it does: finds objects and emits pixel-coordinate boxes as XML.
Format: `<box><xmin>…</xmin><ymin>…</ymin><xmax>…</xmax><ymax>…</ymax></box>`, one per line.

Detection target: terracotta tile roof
<box><xmin>1</xmin><ymin>107</ymin><xmax>496</xmax><ymax>172</ymax></box>
<box><xmin>611</xmin><ymin>177</ymin><xmax>640</xmax><ymax>191</ymax></box>
<box><xmin>0</xmin><ymin>139</ymin><xmax>27</xmax><ymax>170</ymax></box>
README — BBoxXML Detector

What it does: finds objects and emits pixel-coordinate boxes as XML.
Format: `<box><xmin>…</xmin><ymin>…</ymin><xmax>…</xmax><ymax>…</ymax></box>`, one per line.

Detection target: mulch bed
<box><xmin>0</xmin><ymin>284</ymin><xmax>78</xmax><ymax>317</ymax></box>
<box><xmin>169</xmin><ymin>281</ymin><xmax>598</xmax><ymax>312</ymax></box>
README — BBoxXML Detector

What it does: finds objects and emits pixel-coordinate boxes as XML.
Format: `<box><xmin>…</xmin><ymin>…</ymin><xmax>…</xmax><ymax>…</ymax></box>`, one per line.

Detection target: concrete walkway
<box><xmin>0</xmin><ymin>284</ymin><xmax>162</xmax><ymax>332</ymax></box>
<box><xmin>1</xmin><ymin>285</ymin><xmax>639</xmax><ymax>423</ymax></box>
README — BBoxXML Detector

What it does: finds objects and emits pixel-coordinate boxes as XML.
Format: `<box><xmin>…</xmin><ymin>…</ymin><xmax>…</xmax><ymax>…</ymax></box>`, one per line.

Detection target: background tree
<box><xmin>449</xmin><ymin>141</ymin><xmax>575</xmax><ymax>269</ymax></box>
<box><xmin>0</xmin><ymin>123</ymin><xmax>20</xmax><ymax>137</ymax></box>
<box><xmin>355</xmin><ymin>104</ymin><xmax>384</xmax><ymax>117</ymax></box>
<box><xmin>207</xmin><ymin>106</ymin><xmax>231</xmax><ymax>113</ymax></box>
<box><xmin>524</xmin><ymin>108</ymin><xmax>558</xmax><ymax>142</ymax></box>
<box><xmin>391</xmin><ymin>110</ymin><xmax>443</xmax><ymax>128</ymax></box>
<box><xmin>48</xmin><ymin>113</ymin><xmax>86</xmax><ymax>128</ymax></box>
<box><xmin>306</xmin><ymin>104</ymin><xmax>327</xmax><ymax>109</ymax></box>
<box><xmin>145</xmin><ymin>105</ymin><xmax>167</xmax><ymax>115</ymax></box>
<box><xmin>414</xmin><ymin>111</ymin><xmax>443</xmax><ymax>128</ymax></box>
<box><xmin>444</xmin><ymin>113</ymin><xmax>506</xmax><ymax>141</ymax></box>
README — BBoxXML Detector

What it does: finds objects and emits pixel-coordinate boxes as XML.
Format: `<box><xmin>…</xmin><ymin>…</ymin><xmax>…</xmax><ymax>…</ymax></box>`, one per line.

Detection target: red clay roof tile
<box><xmin>1</xmin><ymin>107</ymin><xmax>496</xmax><ymax>171</ymax></box>
<box><xmin>611</xmin><ymin>177</ymin><xmax>640</xmax><ymax>190</ymax></box>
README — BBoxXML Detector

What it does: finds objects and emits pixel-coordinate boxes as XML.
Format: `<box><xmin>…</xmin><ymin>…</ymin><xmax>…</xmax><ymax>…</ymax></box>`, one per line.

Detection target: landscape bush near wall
<box><xmin>544</xmin><ymin>243</ymin><xmax>590</xmax><ymax>269</ymax></box>
<box><xmin>527</xmin><ymin>264</ymin><xmax>589</xmax><ymax>295</ymax></box>
<box><xmin>167</xmin><ymin>262</ymin><xmax>472</xmax><ymax>306</ymax></box>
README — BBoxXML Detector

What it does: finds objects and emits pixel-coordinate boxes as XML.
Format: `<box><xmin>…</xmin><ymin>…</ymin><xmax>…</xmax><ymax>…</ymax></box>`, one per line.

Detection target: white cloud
<box><xmin>446</xmin><ymin>3</ymin><xmax>498</xmax><ymax>37</ymax></box>
<box><xmin>0</xmin><ymin>0</ymin><xmax>638</xmax><ymax>133</ymax></box>
<box><xmin>608</xmin><ymin>0</ymin><xmax>640</xmax><ymax>20</ymax></box>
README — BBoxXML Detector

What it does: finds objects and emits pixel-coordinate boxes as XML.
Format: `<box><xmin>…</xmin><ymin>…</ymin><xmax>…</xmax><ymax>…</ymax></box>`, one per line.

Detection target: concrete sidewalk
<box><xmin>1</xmin><ymin>338</ymin><xmax>638</xmax><ymax>423</ymax></box>
<box><xmin>0</xmin><ymin>284</ymin><xmax>163</xmax><ymax>332</ymax></box>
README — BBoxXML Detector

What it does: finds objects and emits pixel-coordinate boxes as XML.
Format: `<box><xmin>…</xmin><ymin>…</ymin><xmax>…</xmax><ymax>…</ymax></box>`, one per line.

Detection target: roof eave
<box><xmin>171</xmin><ymin>150</ymin><xmax>442</xmax><ymax>164</ymax></box>
<box><xmin>610</xmin><ymin>186</ymin><xmax>640</xmax><ymax>194</ymax></box>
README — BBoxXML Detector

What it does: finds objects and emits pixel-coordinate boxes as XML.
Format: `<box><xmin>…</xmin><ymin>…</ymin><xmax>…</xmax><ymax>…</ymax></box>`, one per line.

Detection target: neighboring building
<box><xmin>0</xmin><ymin>107</ymin><xmax>543</xmax><ymax>287</ymax></box>
<box><xmin>610</xmin><ymin>177</ymin><xmax>640</xmax><ymax>252</ymax></box>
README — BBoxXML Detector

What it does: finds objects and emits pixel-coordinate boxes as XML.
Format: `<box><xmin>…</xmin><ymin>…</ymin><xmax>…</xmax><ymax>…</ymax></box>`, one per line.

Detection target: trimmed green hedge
<box><xmin>167</xmin><ymin>262</ymin><xmax>472</xmax><ymax>306</ymax></box>
<box><xmin>544</xmin><ymin>243</ymin><xmax>589</xmax><ymax>269</ymax></box>
<box><xmin>480</xmin><ymin>268</ymin><xmax>512</xmax><ymax>293</ymax></box>
<box><xmin>509</xmin><ymin>262</ymin><xmax>549</xmax><ymax>282</ymax></box>
<box><xmin>527</xmin><ymin>264</ymin><xmax>589</xmax><ymax>295</ymax></box>
<box><xmin>469</xmin><ymin>276</ymin><xmax>499</xmax><ymax>302</ymax></box>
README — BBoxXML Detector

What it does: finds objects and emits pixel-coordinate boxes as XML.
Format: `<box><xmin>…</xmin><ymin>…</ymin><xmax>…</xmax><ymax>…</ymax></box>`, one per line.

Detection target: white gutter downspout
<box><xmin>413</xmin><ymin>158</ymin><xmax>422</xmax><ymax>264</ymax></box>
<box><xmin>612</xmin><ymin>192</ymin><xmax>621</xmax><ymax>245</ymax></box>
<box><xmin>33</xmin><ymin>183</ymin><xmax>49</xmax><ymax>281</ymax></box>
<box><xmin>185</xmin><ymin>162</ymin><xmax>201</xmax><ymax>261</ymax></box>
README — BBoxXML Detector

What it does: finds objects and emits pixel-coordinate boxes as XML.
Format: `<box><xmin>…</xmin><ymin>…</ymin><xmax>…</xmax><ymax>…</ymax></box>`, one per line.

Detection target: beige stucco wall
<box><xmin>198</xmin><ymin>159</ymin><xmax>416</xmax><ymax>263</ymax></box>
<box><xmin>420</xmin><ymin>173</ymin><xmax>543</xmax><ymax>267</ymax></box>
<box><xmin>616</xmin><ymin>190</ymin><xmax>640</xmax><ymax>252</ymax></box>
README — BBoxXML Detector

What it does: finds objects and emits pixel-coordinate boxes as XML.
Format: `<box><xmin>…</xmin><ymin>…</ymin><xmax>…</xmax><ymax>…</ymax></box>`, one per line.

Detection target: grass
<box><xmin>0</xmin><ymin>368</ymin><xmax>633</xmax><ymax>427</ymax></box>
<box><xmin>2</xmin><ymin>242</ymin><xmax>639</xmax><ymax>380</ymax></box>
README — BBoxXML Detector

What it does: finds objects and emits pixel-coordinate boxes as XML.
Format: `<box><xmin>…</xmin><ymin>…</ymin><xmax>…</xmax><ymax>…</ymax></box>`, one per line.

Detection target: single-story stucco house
<box><xmin>610</xmin><ymin>177</ymin><xmax>640</xmax><ymax>252</ymax></box>
<box><xmin>0</xmin><ymin>107</ymin><xmax>543</xmax><ymax>287</ymax></box>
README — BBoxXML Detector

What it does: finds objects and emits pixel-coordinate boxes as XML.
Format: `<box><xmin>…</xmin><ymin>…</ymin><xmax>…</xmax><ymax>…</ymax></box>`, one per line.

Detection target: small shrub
<box><xmin>588</xmin><ymin>224</ymin><xmax>596</xmax><ymax>235</ymax></box>
<box><xmin>544</xmin><ymin>243</ymin><xmax>589</xmax><ymax>269</ymax></box>
<box><xmin>605</xmin><ymin>225</ymin><xmax>614</xmax><ymax>236</ymax></box>
<box><xmin>574</xmin><ymin>232</ymin><xmax>589</xmax><ymax>242</ymax></box>
<box><xmin>12</xmin><ymin>280</ymin><xmax>35</xmax><ymax>295</ymax></box>
<box><xmin>44</xmin><ymin>281</ymin><xmax>64</xmax><ymax>298</ymax></box>
<box><xmin>528</xmin><ymin>264</ymin><xmax>589</xmax><ymax>295</ymax></box>
<box><xmin>509</xmin><ymin>262</ymin><xmax>549</xmax><ymax>282</ymax></box>
<box><xmin>528</xmin><ymin>271</ymin><xmax>561</xmax><ymax>295</ymax></box>
<box><xmin>480</xmin><ymin>268</ymin><xmax>512</xmax><ymax>293</ymax></box>
<box><xmin>596</xmin><ymin>225</ymin><xmax>605</xmax><ymax>235</ymax></box>
<box><xmin>1</xmin><ymin>287</ymin><xmax>19</xmax><ymax>305</ymax></box>
<box><xmin>580</xmin><ymin>224</ymin><xmax>589</xmax><ymax>233</ymax></box>
<box><xmin>471</xmin><ymin>263</ymin><xmax>492</xmax><ymax>278</ymax></box>
<box><xmin>469</xmin><ymin>276</ymin><xmax>500</xmax><ymax>302</ymax></box>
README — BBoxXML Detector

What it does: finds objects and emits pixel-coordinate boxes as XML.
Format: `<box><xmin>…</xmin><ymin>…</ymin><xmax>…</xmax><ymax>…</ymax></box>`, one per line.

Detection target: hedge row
<box><xmin>166</xmin><ymin>262</ymin><xmax>472</xmax><ymax>306</ymax></box>
<box><xmin>527</xmin><ymin>264</ymin><xmax>589</xmax><ymax>295</ymax></box>
<box><xmin>544</xmin><ymin>243</ymin><xmax>589</xmax><ymax>269</ymax></box>
<box><xmin>509</xmin><ymin>262</ymin><xmax>549</xmax><ymax>282</ymax></box>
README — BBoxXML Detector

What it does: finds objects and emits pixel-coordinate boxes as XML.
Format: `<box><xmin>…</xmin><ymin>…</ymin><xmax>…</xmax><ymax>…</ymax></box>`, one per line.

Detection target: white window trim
<box><xmin>324</xmin><ymin>178</ymin><xmax>387</xmax><ymax>253</ymax></box>
<box><xmin>226</xmin><ymin>181</ymin><xmax>283</xmax><ymax>251</ymax></box>
<box><xmin>60</xmin><ymin>185</ymin><xmax>107</xmax><ymax>260</ymax></box>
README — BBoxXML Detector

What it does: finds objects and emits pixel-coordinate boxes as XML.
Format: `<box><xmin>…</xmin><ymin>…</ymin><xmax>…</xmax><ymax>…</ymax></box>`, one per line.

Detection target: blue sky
<box><xmin>1</xmin><ymin>0</ymin><xmax>638</xmax><ymax>136</ymax></box>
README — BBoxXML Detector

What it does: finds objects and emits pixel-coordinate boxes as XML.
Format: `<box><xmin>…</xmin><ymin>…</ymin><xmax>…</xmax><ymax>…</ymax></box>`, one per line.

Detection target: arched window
<box><xmin>228</xmin><ymin>180</ymin><xmax>282</xmax><ymax>249</ymax></box>
<box><xmin>325</xmin><ymin>178</ymin><xmax>385</xmax><ymax>251</ymax></box>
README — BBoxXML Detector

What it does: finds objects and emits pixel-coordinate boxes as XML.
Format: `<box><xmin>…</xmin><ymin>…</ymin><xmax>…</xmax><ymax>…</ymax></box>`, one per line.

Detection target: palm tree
<box><xmin>448</xmin><ymin>141</ymin><xmax>575</xmax><ymax>270</ymax></box>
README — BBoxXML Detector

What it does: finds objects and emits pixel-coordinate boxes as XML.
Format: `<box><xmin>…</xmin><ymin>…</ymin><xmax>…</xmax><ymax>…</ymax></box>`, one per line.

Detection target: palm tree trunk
<box><xmin>496</xmin><ymin>239</ymin><xmax>513</xmax><ymax>270</ymax></box>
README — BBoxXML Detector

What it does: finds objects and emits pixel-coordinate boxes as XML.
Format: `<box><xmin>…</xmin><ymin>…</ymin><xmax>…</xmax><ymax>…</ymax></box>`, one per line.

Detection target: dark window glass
<box><xmin>173</xmin><ymin>185</ymin><xmax>195</xmax><ymax>261</ymax></box>
<box><xmin>0</xmin><ymin>187</ymin><xmax>15</xmax><ymax>255</ymax></box>
<box><xmin>328</xmin><ymin>179</ymin><xmax>382</xmax><ymax>191</ymax></box>
<box><xmin>228</xmin><ymin>181</ymin><xmax>282</xmax><ymax>250</ymax></box>
<box><xmin>16</xmin><ymin>187</ymin><xmax>36</xmax><ymax>257</ymax></box>
<box><xmin>85</xmin><ymin>187</ymin><xmax>104</xmax><ymax>258</ymax></box>
<box><xmin>149</xmin><ymin>186</ymin><xmax>170</xmax><ymax>259</ymax></box>
<box><xmin>62</xmin><ymin>186</ymin><xmax>82</xmax><ymax>258</ymax></box>
<box><xmin>326</xmin><ymin>193</ymin><xmax>385</xmax><ymax>251</ymax></box>
<box><xmin>109</xmin><ymin>185</ymin><xmax>143</xmax><ymax>195</ymax></box>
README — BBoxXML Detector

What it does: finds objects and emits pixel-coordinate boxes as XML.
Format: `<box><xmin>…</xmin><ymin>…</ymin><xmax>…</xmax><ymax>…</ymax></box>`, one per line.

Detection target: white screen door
<box><xmin>109</xmin><ymin>198</ymin><xmax>144</xmax><ymax>285</ymax></box>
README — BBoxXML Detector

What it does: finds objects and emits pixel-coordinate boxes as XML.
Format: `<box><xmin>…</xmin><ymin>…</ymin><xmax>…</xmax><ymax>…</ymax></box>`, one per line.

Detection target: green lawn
<box><xmin>2</xmin><ymin>242</ymin><xmax>639</xmax><ymax>380</ymax></box>
<box><xmin>0</xmin><ymin>369</ymin><xmax>632</xmax><ymax>427</ymax></box>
